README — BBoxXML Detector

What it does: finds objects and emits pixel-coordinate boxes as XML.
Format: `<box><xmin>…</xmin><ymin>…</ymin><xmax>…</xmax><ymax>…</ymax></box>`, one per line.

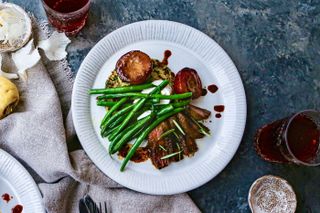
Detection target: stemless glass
<box><xmin>255</xmin><ymin>110</ymin><xmax>320</xmax><ymax>166</ymax></box>
<box><xmin>41</xmin><ymin>0</ymin><xmax>90</xmax><ymax>36</ymax></box>
<box><xmin>279</xmin><ymin>110</ymin><xmax>320</xmax><ymax>166</ymax></box>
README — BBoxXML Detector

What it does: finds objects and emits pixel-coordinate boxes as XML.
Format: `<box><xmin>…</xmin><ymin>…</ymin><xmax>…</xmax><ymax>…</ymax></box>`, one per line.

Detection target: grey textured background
<box><xmin>10</xmin><ymin>0</ymin><xmax>320</xmax><ymax>212</ymax></box>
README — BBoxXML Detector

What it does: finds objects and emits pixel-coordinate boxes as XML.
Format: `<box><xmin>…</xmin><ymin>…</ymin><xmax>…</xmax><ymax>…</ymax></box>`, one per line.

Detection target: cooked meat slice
<box><xmin>176</xmin><ymin>132</ymin><xmax>191</xmax><ymax>156</ymax></box>
<box><xmin>176</xmin><ymin>113</ymin><xmax>203</xmax><ymax>139</ymax></box>
<box><xmin>198</xmin><ymin>121</ymin><xmax>210</xmax><ymax>134</ymax></box>
<box><xmin>185</xmin><ymin>104</ymin><xmax>211</xmax><ymax>120</ymax></box>
<box><xmin>164</xmin><ymin>137</ymin><xmax>182</xmax><ymax>162</ymax></box>
<box><xmin>185</xmin><ymin>136</ymin><xmax>198</xmax><ymax>156</ymax></box>
<box><xmin>148</xmin><ymin>121</ymin><xmax>170</xmax><ymax>143</ymax></box>
<box><xmin>167</xmin><ymin>116</ymin><xmax>192</xmax><ymax>156</ymax></box>
<box><xmin>118</xmin><ymin>144</ymin><xmax>149</xmax><ymax>163</ymax></box>
<box><xmin>148</xmin><ymin>138</ymin><xmax>170</xmax><ymax>169</ymax></box>
<box><xmin>147</xmin><ymin>121</ymin><xmax>172</xmax><ymax>169</ymax></box>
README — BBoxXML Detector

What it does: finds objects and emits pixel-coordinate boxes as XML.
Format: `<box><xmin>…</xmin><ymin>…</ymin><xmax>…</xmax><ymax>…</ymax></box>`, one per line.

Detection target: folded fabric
<box><xmin>0</xmin><ymin>19</ymin><xmax>200</xmax><ymax>213</ymax></box>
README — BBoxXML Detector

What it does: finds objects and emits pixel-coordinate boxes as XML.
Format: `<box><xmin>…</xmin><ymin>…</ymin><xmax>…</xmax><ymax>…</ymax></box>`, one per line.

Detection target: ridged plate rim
<box><xmin>0</xmin><ymin>149</ymin><xmax>44</xmax><ymax>212</ymax></box>
<box><xmin>72</xmin><ymin>20</ymin><xmax>247</xmax><ymax>195</ymax></box>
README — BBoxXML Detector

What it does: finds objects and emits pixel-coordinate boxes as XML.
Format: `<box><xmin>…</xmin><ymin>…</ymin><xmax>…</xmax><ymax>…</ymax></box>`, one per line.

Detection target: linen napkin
<box><xmin>0</xmin><ymin>19</ymin><xmax>200</xmax><ymax>213</ymax></box>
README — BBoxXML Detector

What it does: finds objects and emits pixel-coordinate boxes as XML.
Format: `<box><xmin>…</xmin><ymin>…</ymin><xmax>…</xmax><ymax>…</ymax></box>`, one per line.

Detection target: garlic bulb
<box><xmin>0</xmin><ymin>7</ymin><xmax>27</xmax><ymax>47</ymax></box>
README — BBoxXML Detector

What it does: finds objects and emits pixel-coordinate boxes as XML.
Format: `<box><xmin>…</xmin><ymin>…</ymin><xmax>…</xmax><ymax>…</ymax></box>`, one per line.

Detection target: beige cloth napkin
<box><xmin>0</xmin><ymin>20</ymin><xmax>200</xmax><ymax>212</ymax></box>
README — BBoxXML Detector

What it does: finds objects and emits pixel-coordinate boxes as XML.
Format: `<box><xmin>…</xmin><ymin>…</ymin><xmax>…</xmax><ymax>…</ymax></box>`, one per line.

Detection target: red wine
<box><xmin>43</xmin><ymin>0</ymin><xmax>90</xmax><ymax>36</ymax></box>
<box><xmin>255</xmin><ymin>119</ymin><xmax>289</xmax><ymax>163</ymax></box>
<box><xmin>44</xmin><ymin>0</ymin><xmax>88</xmax><ymax>13</ymax></box>
<box><xmin>255</xmin><ymin>113</ymin><xmax>320</xmax><ymax>164</ymax></box>
<box><xmin>287</xmin><ymin>114</ymin><xmax>320</xmax><ymax>163</ymax></box>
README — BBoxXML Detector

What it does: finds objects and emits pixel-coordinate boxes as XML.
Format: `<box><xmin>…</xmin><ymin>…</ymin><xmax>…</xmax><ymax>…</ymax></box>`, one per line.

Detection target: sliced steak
<box><xmin>186</xmin><ymin>104</ymin><xmax>211</xmax><ymax>120</ymax></box>
<box><xmin>164</xmin><ymin>136</ymin><xmax>182</xmax><ymax>162</ymax></box>
<box><xmin>167</xmin><ymin>116</ymin><xmax>193</xmax><ymax>156</ymax></box>
<box><xmin>147</xmin><ymin>121</ymin><xmax>172</xmax><ymax>169</ymax></box>
<box><xmin>148</xmin><ymin>120</ymin><xmax>169</xmax><ymax>143</ymax></box>
<box><xmin>176</xmin><ymin>113</ymin><xmax>203</xmax><ymax>139</ymax></box>
<box><xmin>148</xmin><ymin>138</ymin><xmax>170</xmax><ymax>169</ymax></box>
<box><xmin>118</xmin><ymin>144</ymin><xmax>149</xmax><ymax>163</ymax></box>
<box><xmin>185</xmin><ymin>135</ymin><xmax>198</xmax><ymax>155</ymax></box>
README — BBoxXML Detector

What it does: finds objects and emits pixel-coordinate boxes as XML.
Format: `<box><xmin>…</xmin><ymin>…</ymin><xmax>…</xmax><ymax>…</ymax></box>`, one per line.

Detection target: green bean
<box><xmin>151</xmin><ymin>98</ymin><xmax>160</xmax><ymax>104</ymax></box>
<box><xmin>157</xmin><ymin>105</ymin><xmax>174</xmax><ymax>116</ymax></box>
<box><xmin>120</xmin><ymin>107</ymin><xmax>184</xmax><ymax>171</ymax></box>
<box><xmin>108</xmin><ymin>108</ymin><xmax>152</xmax><ymax>149</ymax></box>
<box><xmin>171</xmin><ymin>100</ymin><xmax>191</xmax><ymax>108</ymax></box>
<box><xmin>100</xmin><ymin>97</ymin><xmax>128</xmax><ymax>128</ymax></box>
<box><xmin>106</xmin><ymin>105</ymin><xmax>150</xmax><ymax>139</ymax></box>
<box><xmin>109</xmin><ymin>113</ymin><xmax>126</xmax><ymax>128</ymax></box>
<box><xmin>102</xmin><ymin>105</ymin><xmax>134</xmax><ymax>130</ymax></box>
<box><xmin>108</xmin><ymin>80</ymin><xmax>169</xmax><ymax>141</ymax></box>
<box><xmin>102</xmin><ymin>125</ymin><xmax>118</xmax><ymax>138</ymax></box>
<box><xmin>89</xmin><ymin>83</ymin><xmax>154</xmax><ymax>94</ymax></box>
<box><xmin>97</xmin><ymin>99</ymin><xmax>159</xmax><ymax>107</ymax></box>
<box><xmin>97</xmin><ymin>92</ymin><xmax>192</xmax><ymax>100</ymax></box>
<box><xmin>110</xmin><ymin>114</ymin><xmax>154</xmax><ymax>154</ymax></box>
<box><xmin>97</xmin><ymin>101</ymin><xmax>117</xmax><ymax>107</ymax></box>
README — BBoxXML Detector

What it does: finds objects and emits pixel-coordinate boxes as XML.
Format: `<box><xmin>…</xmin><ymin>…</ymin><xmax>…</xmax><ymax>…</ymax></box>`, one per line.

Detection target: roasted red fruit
<box><xmin>173</xmin><ymin>68</ymin><xmax>202</xmax><ymax>99</ymax></box>
<box><xmin>116</xmin><ymin>50</ymin><xmax>152</xmax><ymax>84</ymax></box>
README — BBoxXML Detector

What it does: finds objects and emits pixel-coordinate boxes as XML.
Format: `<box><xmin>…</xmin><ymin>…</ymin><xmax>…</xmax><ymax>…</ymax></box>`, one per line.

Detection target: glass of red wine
<box><xmin>255</xmin><ymin>110</ymin><xmax>320</xmax><ymax>166</ymax></box>
<box><xmin>41</xmin><ymin>0</ymin><xmax>90</xmax><ymax>36</ymax></box>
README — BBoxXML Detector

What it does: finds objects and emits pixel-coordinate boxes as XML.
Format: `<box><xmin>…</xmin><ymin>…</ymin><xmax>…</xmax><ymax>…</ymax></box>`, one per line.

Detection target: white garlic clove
<box><xmin>38</xmin><ymin>31</ymin><xmax>71</xmax><ymax>61</ymax></box>
<box><xmin>11</xmin><ymin>39</ymin><xmax>40</xmax><ymax>81</ymax></box>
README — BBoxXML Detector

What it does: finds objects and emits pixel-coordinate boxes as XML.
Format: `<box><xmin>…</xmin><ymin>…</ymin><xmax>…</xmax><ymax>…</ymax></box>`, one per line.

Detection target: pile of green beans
<box><xmin>89</xmin><ymin>81</ymin><xmax>192</xmax><ymax>171</ymax></box>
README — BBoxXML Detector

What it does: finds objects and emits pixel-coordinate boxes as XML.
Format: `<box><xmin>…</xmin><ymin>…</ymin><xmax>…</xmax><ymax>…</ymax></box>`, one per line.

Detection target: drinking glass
<box><xmin>41</xmin><ymin>0</ymin><xmax>90</xmax><ymax>36</ymax></box>
<box><xmin>255</xmin><ymin>110</ymin><xmax>320</xmax><ymax>166</ymax></box>
<box><xmin>280</xmin><ymin>110</ymin><xmax>320</xmax><ymax>166</ymax></box>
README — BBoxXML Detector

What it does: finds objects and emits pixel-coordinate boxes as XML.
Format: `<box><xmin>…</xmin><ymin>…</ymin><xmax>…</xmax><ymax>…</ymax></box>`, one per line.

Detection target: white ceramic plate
<box><xmin>0</xmin><ymin>149</ymin><xmax>44</xmax><ymax>213</ymax></box>
<box><xmin>72</xmin><ymin>20</ymin><xmax>247</xmax><ymax>195</ymax></box>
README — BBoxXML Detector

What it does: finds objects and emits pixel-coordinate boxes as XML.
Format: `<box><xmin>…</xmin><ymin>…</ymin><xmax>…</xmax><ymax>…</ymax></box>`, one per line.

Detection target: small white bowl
<box><xmin>248</xmin><ymin>175</ymin><xmax>297</xmax><ymax>213</ymax></box>
<box><xmin>0</xmin><ymin>3</ymin><xmax>32</xmax><ymax>52</ymax></box>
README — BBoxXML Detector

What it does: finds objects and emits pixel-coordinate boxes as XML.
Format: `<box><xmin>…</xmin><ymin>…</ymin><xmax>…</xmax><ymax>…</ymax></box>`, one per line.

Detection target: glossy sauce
<box><xmin>12</xmin><ymin>205</ymin><xmax>23</xmax><ymax>213</ymax></box>
<box><xmin>2</xmin><ymin>193</ymin><xmax>11</xmax><ymax>203</ymax></box>
<box><xmin>214</xmin><ymin>105</ymin><xmax>225</xmax><ymax>112</ymax></box>
<box><xmin>201</xmin><ymin>88</ymin><xmax>207</xmax><ymax>96</ymax></box>
<box><xmin>118</xmin><ymin>144</ymin><xmax>149</xmax><ymax>163</ymax></box>
<box><xmin>208</xmin><ymin>84</ymin><xmax>218</xmax><ymax>93</ymax></box>
<box><xmin>161</xmin><ymin>50</ymin><xmax>172</xmax><ymax>66</ymax></box>
<box><xmin>287</xmin><ymin>114</ymin><xmax>320</xmax><ymax>163</ymax></box>
<box><xmin>215</xmin><ymin>114</ymin><xmax>221</xmax><ymax>118</ymax></box>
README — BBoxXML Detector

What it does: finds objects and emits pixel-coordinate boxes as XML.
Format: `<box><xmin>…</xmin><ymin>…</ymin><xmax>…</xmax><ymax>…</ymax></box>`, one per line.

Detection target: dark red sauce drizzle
<box><xmin>12</xmin><ymin>204</ymin><xmax>23</xmax><ymax>213</ymax></box>
<box><xmin>214</xmin><ymin>105</ymin><xmax>224</xmax><ymax>119</ymax></box>
<box><xmin>161</xmin><ymin>50</ymin><xmax>172</xmax><ymax>66</ymax></box>
<box><xmin>2</xmin><ymin>193</ymin><xmax>11</xmax><ymax>203</ymax></box>
<box><xmin>215</xmin><ymin>114</ymin><xmax>222</xmax><ymax>118</ymax></box>
<box><xmin>214</xmin><ymin>105</ymin><xmax>225</xmax><ymax>112</ymax></box>
<box><xmin>208</xmin><ymin>84</ymin><xmax>218</xmax><ymax>93</ymax></box>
